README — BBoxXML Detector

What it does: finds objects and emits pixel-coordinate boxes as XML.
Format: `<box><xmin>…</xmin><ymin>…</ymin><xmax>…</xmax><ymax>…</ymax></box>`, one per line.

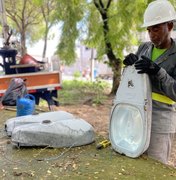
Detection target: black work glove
<box><xmin>123</xmin><ymin>53</ymin><xmax>138</xmax><ymax>66</ymax></box>
<box><xmin>134</xmin><ymin>55</ymin><xmax>160</xmax><ymax>75</ymax></box>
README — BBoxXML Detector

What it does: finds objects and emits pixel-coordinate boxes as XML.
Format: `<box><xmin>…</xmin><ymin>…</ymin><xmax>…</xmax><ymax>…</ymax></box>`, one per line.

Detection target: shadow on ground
<box><xmin>0</xmin><ymin>105</ymin><xmax>176</xmax><ymax>179</ymax></box>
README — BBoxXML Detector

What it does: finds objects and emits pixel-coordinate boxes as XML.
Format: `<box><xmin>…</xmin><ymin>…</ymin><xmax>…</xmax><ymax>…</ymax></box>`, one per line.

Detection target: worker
<box><xmin>123</xmin><ymin>0</ymin><xmax>176</xmax><ymax>165</ymax></box>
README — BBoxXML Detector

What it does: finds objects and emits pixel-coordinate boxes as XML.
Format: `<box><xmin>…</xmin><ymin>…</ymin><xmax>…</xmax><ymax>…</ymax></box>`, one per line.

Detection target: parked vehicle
<box><xmin>0</xmin><ymin>0</ymin><xmax>61</xmax><ymax>110</ymax></box>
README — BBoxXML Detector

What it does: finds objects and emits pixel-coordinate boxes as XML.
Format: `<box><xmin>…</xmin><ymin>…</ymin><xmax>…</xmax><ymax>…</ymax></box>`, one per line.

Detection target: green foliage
<box><xmin>4</xmin><ymin>0</ymin><xmax>58</xmax><ymax>56</ymax></box>
<box><xmin>4</xmin><ymin>0</ymin><xmax>44</xmax><ymax>55</ymax></box>
<box><xmin>82</xmin><ymin>2</ymin><xmax>105</xmax><ymax>52</ymax></box>
<box><xmin>52</xmin><ymin>0</ymin><xmax>150</xmax><ymax>65</ymax></box>
<box><xmin>107</xmin><ymin>0</ymin><xmax>147</xmax><ymax>58</ymax></box>
<box><xmin>3</xmin><ymin>0</ymin><xmax>154</xmax><ymax>67</ymax></box>
<box><xmin>27</xmin><ymin>24</ymin><xmax>45</xmax><ymax>44</ymax></box>
<box><xmin>73</xmin><ymin>71</ymin><xmax>82</xmax><ymax>79</ymax></box>
<box><xmin>90</xmin><ymin>79</ymin><xmax>108</xmax><ymax>105</ymax></box>
<box><xmin>55</xmin><ymin>0</ymin><xmax>85</xmax><ymax>65</ymax></box>
<box><xmin>58</xmin><ymin>79</ymin><xmax>110</xmax><ymax>105</ymax></box>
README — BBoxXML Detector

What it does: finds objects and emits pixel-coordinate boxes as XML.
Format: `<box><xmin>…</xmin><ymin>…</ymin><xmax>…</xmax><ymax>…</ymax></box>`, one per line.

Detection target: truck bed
<box><xmin>0</xmin><ymin>71</ymin><xmax>62</xmax><ymax>96</ymax></box>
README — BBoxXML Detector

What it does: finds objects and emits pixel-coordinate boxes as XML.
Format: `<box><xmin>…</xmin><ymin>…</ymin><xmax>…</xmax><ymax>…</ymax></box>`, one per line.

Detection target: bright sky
<box><xmin>27</xmin><ymin>25</ymin><xmax>61</xmax><ymax>60</ymax></box>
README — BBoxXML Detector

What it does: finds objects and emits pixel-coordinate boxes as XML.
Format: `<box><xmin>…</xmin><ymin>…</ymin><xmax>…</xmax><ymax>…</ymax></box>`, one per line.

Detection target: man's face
<box><xmin>146</xmin><ymin>23</ymin><xmax>171</xmax><ymax>49</ymax></box>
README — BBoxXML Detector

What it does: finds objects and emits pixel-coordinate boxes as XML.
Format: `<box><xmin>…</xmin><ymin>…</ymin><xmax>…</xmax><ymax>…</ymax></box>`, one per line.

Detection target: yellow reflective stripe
<box><xmin>152</xmin><ymin>92</ymin><xmax>176</xmax><ymax>105</ymax></box>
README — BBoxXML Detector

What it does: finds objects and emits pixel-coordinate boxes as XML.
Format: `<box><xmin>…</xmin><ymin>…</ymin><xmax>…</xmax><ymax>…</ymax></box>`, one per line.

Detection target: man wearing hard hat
<box><xmin>123</xmin><ymin>0</ymin><xmax>176</xmax><ymax>165</ymax></box>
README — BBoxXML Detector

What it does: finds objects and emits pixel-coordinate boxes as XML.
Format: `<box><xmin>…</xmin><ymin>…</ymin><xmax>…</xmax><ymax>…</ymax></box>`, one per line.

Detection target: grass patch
<box><xmin>58</xmin><ymin>79</ymin><xmax>111</xmax><ymax>105</ymax></box>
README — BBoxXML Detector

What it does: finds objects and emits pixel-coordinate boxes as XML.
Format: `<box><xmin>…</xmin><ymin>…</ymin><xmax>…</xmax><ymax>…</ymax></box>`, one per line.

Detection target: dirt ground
<box><xmin>56</xmin><ymin>96</ymin><xmax>176</xmax><ymax>168</ymax></box>
<box><xmin>0</xmin><ymin>96</ymin><xmax>176</xmax><ymax>179</ymax></box>
<box><xmin>57</xmin><ymin>97</ymin><xmax>113</xmax><ymax>138</ymax></box>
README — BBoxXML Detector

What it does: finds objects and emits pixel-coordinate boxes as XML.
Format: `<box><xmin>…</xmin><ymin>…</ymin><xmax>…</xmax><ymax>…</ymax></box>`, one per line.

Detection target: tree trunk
<box><xmin>42</xmin><ymin>33</ymin><xmax>48</xmax><ymax>59</ymax></box>
<box><xmin>111</xmin><ymin>62</ymin><xmax>122</xmax><ymax>95</ymax></box>
<box><xmin>94</xmin><ymin>0</ymin><xmax>121</xmax><ymax>95</ymax></box>
<box><xmin>42</xmin><ymin>26</ymin><xmax>49</xmax><ymax>58</ymax></box>
<box><xmin>21</xmin><ymin>31</ymin><xmax>26</xmax><ymax>56</ymax></box>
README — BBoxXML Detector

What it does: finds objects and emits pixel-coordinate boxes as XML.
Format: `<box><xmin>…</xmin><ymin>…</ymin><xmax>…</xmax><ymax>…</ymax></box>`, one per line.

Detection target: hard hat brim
<box><xmin>141</xmin><ymin>17</ymin><xmax>176</xmax><ymax>28</ymax></box>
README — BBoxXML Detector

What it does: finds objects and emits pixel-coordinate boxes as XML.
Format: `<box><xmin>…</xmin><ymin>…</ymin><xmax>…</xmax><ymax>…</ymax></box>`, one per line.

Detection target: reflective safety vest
<box><xmin>152</xmin><ymin>92</ymin><xmax>176</xmax><ymax>105</ymax></box>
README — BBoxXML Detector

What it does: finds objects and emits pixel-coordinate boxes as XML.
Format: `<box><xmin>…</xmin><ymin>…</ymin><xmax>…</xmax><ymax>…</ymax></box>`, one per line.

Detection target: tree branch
<box><xmin>106</xmin><ymin>0</ymin><xmax>112</xmax><ymax>9</ymax></box>
<box><xmin>94</xmin><ymin>0</ymin><xmax>117</xmax><ymax>61</ymax></box>
<box><xmin>93</xmin><ymin>0</ymin><xmax>104</xmax><ymax>15</ymax></box>
<box><xmin>99</xmin><ymin>0</ymin><xmax>104</xmax><ymax>9</ymax></box>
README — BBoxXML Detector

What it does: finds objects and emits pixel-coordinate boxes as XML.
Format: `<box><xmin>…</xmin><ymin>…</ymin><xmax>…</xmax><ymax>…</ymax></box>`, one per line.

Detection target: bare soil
<box><xmin>57</xmin><ymin>97</ymin><xmax>113</xmax><ymax>138</ymax></box>
<box><xmin>57</xmin><ymin>96</ymin><xmax>176</xmax><ymax>168</ymax></box>
<box><xmin>0</xmin><ymin>96</ymin><xmax>176</xmax><ymax>179</ymax></box>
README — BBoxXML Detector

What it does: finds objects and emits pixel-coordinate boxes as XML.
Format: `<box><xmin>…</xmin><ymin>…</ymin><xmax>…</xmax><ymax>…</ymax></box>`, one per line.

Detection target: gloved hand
<box><xmin>134</xmin><ymin>55</ymin><xmax>160</xmax><ymax>75</ymax></box>
<box><xmin>123</xmin><ymin>53</ymin><xmax>138</xmax><ymax>66</ymax></box>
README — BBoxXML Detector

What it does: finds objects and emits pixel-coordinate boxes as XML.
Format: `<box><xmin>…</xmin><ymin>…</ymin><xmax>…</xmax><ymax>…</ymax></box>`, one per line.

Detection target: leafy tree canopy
<box><xmin>54</xmin><ymin>0</ymin><xmax>148</xmax><ymax>65</ymax></box>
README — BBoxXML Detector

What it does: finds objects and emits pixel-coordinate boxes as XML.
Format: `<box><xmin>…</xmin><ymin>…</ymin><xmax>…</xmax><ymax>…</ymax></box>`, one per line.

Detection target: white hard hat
<box><xmin>142</xmin><ymin>0</ymin><xmax>176</xmax><ymax>28</ymax></box>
